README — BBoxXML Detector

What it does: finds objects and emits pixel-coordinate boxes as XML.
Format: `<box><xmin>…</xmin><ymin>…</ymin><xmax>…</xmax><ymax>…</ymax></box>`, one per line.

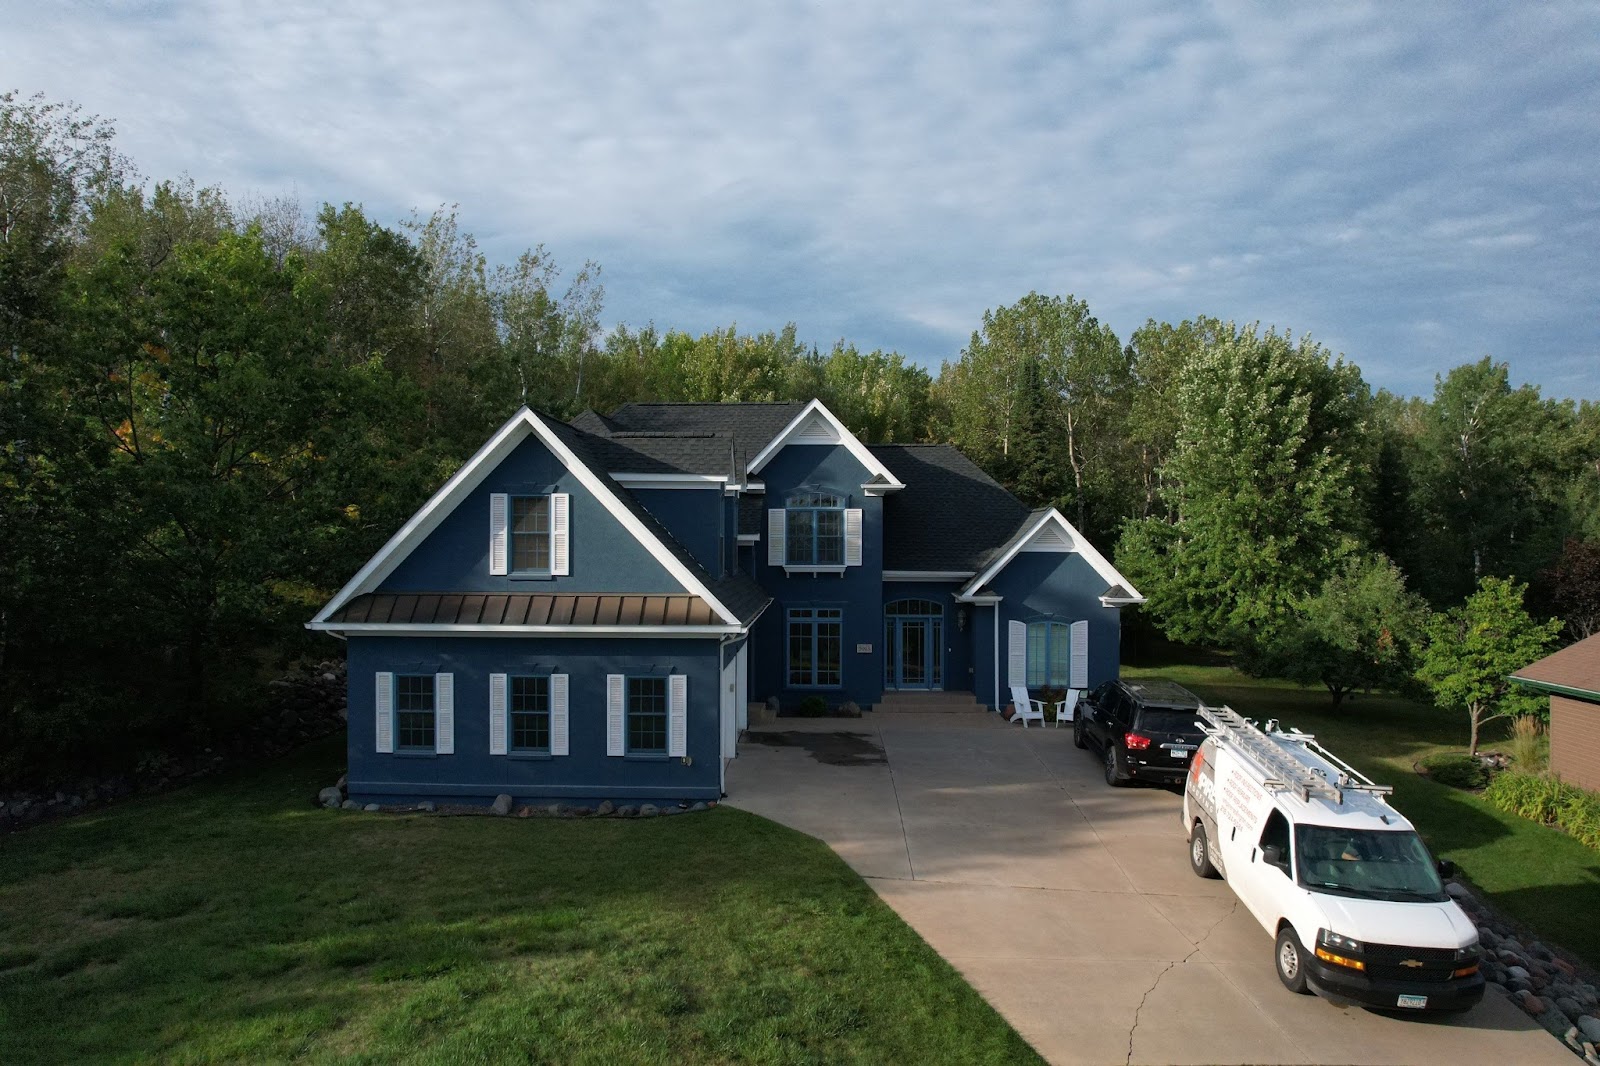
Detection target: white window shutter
<box><xmin>668</xmin><ymin>674</ymin><xmax>688</xmax><ymax>757</ymax></box>
<box><xmin>488</xmin><ymin>673</ymin><xmax>508</xmax><ymax>755</ymax></box>
<box><xmin>489</xmin><ymin>493</ymin><xmax>509</xmax><ymax>576</ymax></box>
<box><xmin>375</xmin><ymin>671</ymin><xmax>394</xmax><ymax>753</ymax></box>
<box><xmin>1008</xmin><ymin>620</ymin><xmax>1027</xmax><ymax>689</ymax></box>
<box><xmin>606</xmin><ymin>673</ymin><xmax>625</xmax><ymax>756</ymax></box>
<box><xmin>550</xmin><ymin>493</ymin><xmax>570</xmax><ymax>576</ymax></box>
<box><xmin>1070</xmin><ymin>620</ymin><xmax>1089</xmax><ymax>690</ymax></box>
<box><xmin>435</xmin><ymin>672</ymin><xmax>455</xmax><ymax>754</ymax></box>
<box><xmin>844</xmin><ymin>508</ymin><xmax>863</xmax><ymax>566</ymax></box>
<box><xmin>551</xmin><ymin>673</ymin><xmax>570</xmax><ymax>756</ymax></box>
<box><xmin>767</xmin><ymin>509</ymin><xmax>785</xmax><ymax>567</ymax></box>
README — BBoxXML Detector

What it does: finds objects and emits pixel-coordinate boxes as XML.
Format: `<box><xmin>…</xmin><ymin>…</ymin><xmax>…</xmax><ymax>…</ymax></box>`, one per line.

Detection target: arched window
<box><xmin>786</xmin><ymin>492</ymin><xmax>845</xmax><ymax>565</ymax></box>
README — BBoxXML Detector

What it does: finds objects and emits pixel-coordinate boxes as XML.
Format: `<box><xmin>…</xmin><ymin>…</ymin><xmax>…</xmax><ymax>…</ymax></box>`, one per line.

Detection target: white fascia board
<box><xmin>958</xmin><ymin>508</ymin><xmax>1144</xmax><ymax>604</ymax></box>
<box><xmin>1099</xmin><ymin>596</ymin><xmax>1142</xmax><ymax>607</ymax></box>
<box><xmin>736</xmin><ymin>533</ymin><xmax>761</xmax><ymax>544</ymax></box>
<box><xmin>745</xmin><ymin>399</ymin><xmax>905</xmax><ymax>489</ymax></box>
<box><xmin>311</xmin><ymin>407</ymin><xmax>743</xmax><ymax>627</ymax></box>
<box><xmin>611</xmin><ymin>473</ymin><xmax>727</xmax><ymax>490</ymax></box>
<box><xmin>957</xmin><ymin>594</ymin><xmax>1003</xmax><ymax>605</ymax></box>
<box><xmin>883</xmin><ymin>570</ymin><xmax>975</xmax><ymax>582</ymax></box>
<box><xmin>308</xmin><ymin>622</ymin><xmax>743</xmax><ymax>638</ymax></box>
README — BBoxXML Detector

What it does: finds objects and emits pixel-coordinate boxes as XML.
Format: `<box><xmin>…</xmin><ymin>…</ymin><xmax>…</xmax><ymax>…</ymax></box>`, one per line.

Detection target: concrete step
<box><xmin>873</xmin><ymin>691</ymin><xmax>989</xmax><ymax>714</ymax></box>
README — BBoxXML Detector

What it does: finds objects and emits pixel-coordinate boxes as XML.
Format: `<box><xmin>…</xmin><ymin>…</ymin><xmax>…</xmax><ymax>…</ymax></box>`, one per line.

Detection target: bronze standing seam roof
<box><xmin>329</xmin><ymin>592</ymin><xmax>722</xmax><ymax>627</ymax></box>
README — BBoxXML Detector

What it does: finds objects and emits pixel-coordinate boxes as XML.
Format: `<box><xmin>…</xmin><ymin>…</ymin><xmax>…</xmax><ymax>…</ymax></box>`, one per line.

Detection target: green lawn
<box><xmin>1126</xmin><ymin>663</ymin><xmax>1600</xmax><ymax>968</ymax></box>
<box><xmin>0</xmin><ymin>739</ymin><xmax>1039</xmax><ymax>1065</ymax></box>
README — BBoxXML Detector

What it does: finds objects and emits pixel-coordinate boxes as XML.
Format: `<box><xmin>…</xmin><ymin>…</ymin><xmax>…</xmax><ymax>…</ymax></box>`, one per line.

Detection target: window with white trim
<box><xmin>788</xmin><ymin>607</ymin><xmax>843</xmax><ymax>687</ymax></box>
<box><xmin>627</xmin><ymin>676</ymin><xmax>668</xmax><ymax>754</ymax></box>
<box><xmin>1026</xmin><ymin>622</ymin><xmax>1071</xmax><ymax>688</ymax></box>
<box><xmin>395</xmin><ymin>674</ymin><xmax>436</xmax><ymax>751</ymax></box>
<box><xmin>511</xmin><ymin>495</ymin><xmax>552</xmax><ymax>573</ymax></box>
<box><xmin>786</xmin><ymin>492</ymin><xmax>844</xmax><ymax>565</ymax></box>
<box><xmin>510</xmin><ymin>675</ymin><xmax>551</xmax><ymax>753</ymax></box>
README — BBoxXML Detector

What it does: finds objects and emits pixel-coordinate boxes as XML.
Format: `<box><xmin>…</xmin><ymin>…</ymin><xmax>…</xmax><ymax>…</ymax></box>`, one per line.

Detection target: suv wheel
<box><xmin>1274</xmin><ymin>926</ymin><xmax>1312</xmax><ymax>995</ymax></box>
<box><xmin>1189</xmin><ymin>823</ymin><xmax>1219</xmax><ymax>879</ymax></box>
<box><xmin>1072</xmin><ymin>710</ymin><xmax>1087</xmax><ymax>749</ymax></box>
<box><xmin>1103</xmin><ymin>744</ymin><xmax>1127</xmax><ymax>787</ymax></box>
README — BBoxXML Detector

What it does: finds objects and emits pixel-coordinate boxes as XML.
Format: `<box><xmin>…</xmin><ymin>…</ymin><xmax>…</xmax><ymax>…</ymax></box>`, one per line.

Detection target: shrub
<box><xmin>797</xmin><ymin>696</ymin><xmax>828</xmax><ymax>718</ymax></box>
<box><xmin>1419</xmin><ymin>753</ymin><xmax>1490</xmax><ymax>790</ymax></box>
<box><xmin>1509</xmin><ymin>715</ymin><xmax>1547</xmax><ymax>774</ymax></box>
<box><xmin>1484</xmin><ymin>772</ymin><xmax>1600</xmax><ymax>851</ymax></box>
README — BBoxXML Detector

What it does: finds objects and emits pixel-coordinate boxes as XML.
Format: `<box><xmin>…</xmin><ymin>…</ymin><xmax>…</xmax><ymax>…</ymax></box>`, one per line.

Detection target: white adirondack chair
<box><xmin>1008</xmin><ymin>685</ymin><xmax>1046</xmax><ymax>728</ymax></box>
<box><xmin>1053</xmin><ymin>689</ymin><xmax>1081</xmax><ymax>727</ymax></box>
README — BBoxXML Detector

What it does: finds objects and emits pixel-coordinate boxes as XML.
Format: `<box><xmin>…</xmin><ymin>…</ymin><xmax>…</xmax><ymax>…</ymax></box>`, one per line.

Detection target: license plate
<box><xmin>1396</xmin><ymin>994</ymin><xmax>1428</xmax><ymax>1009</ymax></box>
<box><xmin>1170</xmin><ymin>749</ymin><xmax>1190</xmax><ymax>758</ymax></box>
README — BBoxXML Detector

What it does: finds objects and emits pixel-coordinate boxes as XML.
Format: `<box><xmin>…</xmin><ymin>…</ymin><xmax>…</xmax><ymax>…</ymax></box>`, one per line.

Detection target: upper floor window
<box><xmin>786</xmin><ymin>492</ymin><xmax>844</xmax><ymax>566</ymax></box>
<box><xmin>511</xmin><ymin>495</ymin><xmax>551</xmax><ymax>573</ymax></box>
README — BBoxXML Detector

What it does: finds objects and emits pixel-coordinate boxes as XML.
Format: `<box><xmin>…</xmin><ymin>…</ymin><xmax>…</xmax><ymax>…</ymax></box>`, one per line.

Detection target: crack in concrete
<box><xmin>875</xmin><ymin>718</ymin><xmax>918</xmax><ymax>881</ymax></box>
<box><xmin>1125</xmin><ymin>897</ymin><xmax>1241</xmax><ymax>1066</ymax></box>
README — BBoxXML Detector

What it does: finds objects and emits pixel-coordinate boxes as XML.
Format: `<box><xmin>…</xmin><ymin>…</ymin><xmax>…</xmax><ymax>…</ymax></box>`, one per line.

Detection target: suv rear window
<box><xmin>1136</xmin><ymin>708</ymin><xmax>1205</xmax><ymax>735</ymax></box>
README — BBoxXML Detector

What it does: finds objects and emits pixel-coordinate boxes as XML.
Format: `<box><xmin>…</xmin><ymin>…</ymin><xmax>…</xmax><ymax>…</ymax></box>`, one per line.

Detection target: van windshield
<box><xmin>1294</xmin><ymin>825</ymin><xmax>1447</xmax><ymax>903</ymax></box>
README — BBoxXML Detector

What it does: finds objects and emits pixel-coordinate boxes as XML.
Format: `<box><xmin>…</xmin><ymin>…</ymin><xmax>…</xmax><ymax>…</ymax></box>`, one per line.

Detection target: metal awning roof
<box><xmin>329</xmin><ymin>592</ymin><xmax>722</xmax><ymax>627</ymax></box>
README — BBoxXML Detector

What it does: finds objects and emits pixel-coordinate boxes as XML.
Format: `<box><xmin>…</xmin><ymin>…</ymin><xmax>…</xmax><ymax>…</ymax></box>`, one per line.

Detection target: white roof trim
<box><xmin>736</xmin><ymin>533</ymin><xmax>761</xmax><ymax>544</ymax></box>
<box><xmin>311</xmin><ymin>408</ymin><xmax>741</xmax><ymax>627</ymax></box>
<box><xmin>307</xmin><ymin>622</ymin><xmax>743</xmax><ymax>638</ymax></box>
<box><xmin>611</xmin><ymin>473</ymin><xmax>726</xmax><ymax>490</ymax></box>
<box><xmin>958</xmin><ymin>509</ymin><xmax>1145</xmax><ymax>605</ymax></box>
<box><xmin>884</xmin><ymin>570</ymin><xmax>974</xmax><ymax>582</ymax></box>
<box><xmin>745</xmin><ymin>399</ymin><xmax>905</xmax><ymax>490</ymax></box>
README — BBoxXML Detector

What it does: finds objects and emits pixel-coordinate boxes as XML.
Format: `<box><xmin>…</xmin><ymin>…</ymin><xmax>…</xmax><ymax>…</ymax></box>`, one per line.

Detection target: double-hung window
<box><xmin>511</xmin><ymin>495</ymin><xmax>551</xmax><ymax>573</ymax></box>
<box><xmin>786</xmin><ymin>492</ymin><xmax>844</xmax><ymax>566</ymax></box>
<box><xmin>510</xmin><ymin>676</ymin><xmax>551</xmax><ymax>753</ymax></box>
<box><xmin>395</xmin><ymin>674</ymin><xmax>436</xmax><ymax>751</ymax></box>
<box><xmin>627</xmin><ymin>677</ymin><xmax>668</xmax><ymax>754</ymax></box>
<box><xmin>788</xmin><ymin>608</ymin><xmax>843</xmax><ymax>687</ymax></box>
<box><xmin>1025</xmin><ymin>622</ymin><xmax>1071</xmax><ymax>688</ymax></box>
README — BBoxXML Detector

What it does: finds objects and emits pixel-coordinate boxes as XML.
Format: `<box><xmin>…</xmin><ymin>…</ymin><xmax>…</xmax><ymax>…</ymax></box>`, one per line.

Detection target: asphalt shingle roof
<box><xmin>601</xmin><ymin>402</ymin><xmax>806</xmax><ymax>469</ymax></box>
<box><xmin>868</xmin><ymin>444</ymin><xmax>1033</xmax><ymax>572</ymax></box>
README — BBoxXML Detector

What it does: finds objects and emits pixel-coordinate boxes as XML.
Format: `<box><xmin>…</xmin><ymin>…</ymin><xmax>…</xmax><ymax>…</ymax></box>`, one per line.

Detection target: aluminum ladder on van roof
<box><xmin>1195</xmin><ymin>703</ymin><xmax>1393</xmax><ymax>806</ymax></box>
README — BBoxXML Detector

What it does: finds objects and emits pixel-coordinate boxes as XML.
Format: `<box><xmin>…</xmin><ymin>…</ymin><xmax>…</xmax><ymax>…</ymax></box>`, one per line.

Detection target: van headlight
<box><xmin>1453</xmin><ymin>941</ymin><xmax>1481</xmax><ymax>962</ymax></box>
<box><xmin>1318</xmin><ymin>929</ymin><xmax>1363</xmax><ymax>954</ymax></box>
<box><xmin>1314</xmin><ymin>929</ymin><xmax>1366</xmax><ymax>971</ymax></box>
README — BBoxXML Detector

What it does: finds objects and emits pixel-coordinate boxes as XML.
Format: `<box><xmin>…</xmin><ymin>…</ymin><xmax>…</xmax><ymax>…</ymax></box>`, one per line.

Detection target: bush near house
<box><xmin>1418</xmin><ymin>752</ymin><xmax>1490</xmax><ymax>790</ymax></box>
<box><xmin>1484</xmin><ymin>772</ymin><xmax>1600</xmax><ymax>851</ymax></box>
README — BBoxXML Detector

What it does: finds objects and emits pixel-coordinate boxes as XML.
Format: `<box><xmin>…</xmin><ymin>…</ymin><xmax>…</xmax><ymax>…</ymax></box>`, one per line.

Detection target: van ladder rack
<box><xmin>1195</xmin><ymin>704</ymin><xmax>1392</xmax><ymax>806</ymax></box>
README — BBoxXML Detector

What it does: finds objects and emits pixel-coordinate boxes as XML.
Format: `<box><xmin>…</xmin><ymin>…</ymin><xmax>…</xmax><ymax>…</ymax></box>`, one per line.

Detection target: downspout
<box><xmin>992</xmin><ymin>605</ymin><xmax>999</xmax><ymax>712</ymax></box>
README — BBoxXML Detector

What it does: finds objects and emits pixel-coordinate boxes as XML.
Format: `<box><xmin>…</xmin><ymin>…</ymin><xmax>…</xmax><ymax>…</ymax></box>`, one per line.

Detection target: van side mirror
<box><xmin>1262</xmin><ymin>844</ymin><xmax>1287</xmax><ymax>872</ymax></box>
<box><xmin>1437</xmin><ymin>859</ymin><xmax>1457</xmax><ymax>881</ymax></box>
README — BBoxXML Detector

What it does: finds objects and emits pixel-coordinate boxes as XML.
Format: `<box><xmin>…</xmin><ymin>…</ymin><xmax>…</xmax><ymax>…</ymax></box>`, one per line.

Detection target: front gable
<box><xmin>959</xmin><ymin>509</ymin><xmax>1144</xmax><ymax>608</ymax></box>
<box><xmin>379</xmin><ymin>436</ymin><xmax>683</xmax><ymax>596</ymax></box>
<box><xmin>310</xmin><ymin>408</ymin><xmax>744</xmax><ymax>632</ymax></box>
<box><xmin>746</xmin><ymin>399</ymin><xmax>904</xmax><ymax>493</ymax></box>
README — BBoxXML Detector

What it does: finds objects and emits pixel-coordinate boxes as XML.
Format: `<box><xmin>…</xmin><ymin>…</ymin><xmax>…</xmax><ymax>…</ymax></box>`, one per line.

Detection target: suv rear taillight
<box><xmin>1124</xmin><ymin>733</ymin><xmax>1152</xmax><ymax>751</ymax></box>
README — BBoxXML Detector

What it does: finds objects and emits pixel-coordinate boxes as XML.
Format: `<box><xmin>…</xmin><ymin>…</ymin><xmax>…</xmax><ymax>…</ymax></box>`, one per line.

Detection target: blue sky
<box><xmin>7</xmin><ymin>1</ymin><xmax>1598</xmax><ymax>398</ymax></box>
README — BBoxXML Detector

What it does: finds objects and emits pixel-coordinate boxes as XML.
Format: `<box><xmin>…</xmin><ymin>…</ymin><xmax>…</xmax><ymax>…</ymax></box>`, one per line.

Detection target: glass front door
<box><xmin>884</xmin><ymin>600</ymin><xmax>943</xmax><ymax>690</ymax></box>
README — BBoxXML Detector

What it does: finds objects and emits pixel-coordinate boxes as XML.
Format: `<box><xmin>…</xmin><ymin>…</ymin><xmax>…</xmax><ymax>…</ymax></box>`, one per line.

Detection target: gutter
<box><xmin>1507</xmin><ymin>675</ymin><xmax>1600</xmax><ymax>705</ymax></box>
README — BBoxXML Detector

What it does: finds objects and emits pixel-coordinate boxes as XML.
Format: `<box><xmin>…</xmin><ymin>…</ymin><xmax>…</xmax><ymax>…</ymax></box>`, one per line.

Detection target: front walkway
<box><xmin>725</xmin><ymin>710</ymin><xmax>1571</xmax><ymax>1066</ymax></box>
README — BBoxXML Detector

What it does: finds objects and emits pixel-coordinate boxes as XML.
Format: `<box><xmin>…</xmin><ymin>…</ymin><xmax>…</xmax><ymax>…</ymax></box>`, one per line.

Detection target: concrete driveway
<box><xmin>725</xmin><ymin>710</ymin><xmax>1572</xmax><ymax>1066</ymax></box>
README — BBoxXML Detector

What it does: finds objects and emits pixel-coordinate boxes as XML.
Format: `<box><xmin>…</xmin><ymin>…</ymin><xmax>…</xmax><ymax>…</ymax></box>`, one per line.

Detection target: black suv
<box><xmin>1074</xmin><ymin>679</ymin><xmax>1207</xmax><ymax>786</ymax></box>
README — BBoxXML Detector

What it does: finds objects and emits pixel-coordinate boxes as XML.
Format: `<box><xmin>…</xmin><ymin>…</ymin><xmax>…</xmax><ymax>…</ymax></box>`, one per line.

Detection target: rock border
<box><xmin>1448</xmin><ymin>881</ymin><xmax>1600</xmax><ymax>1062</ymax></box>
<box><xmin>315</xmin><ymin>780</ymin><xmax>715</xmax><ymax>820</ymax></box>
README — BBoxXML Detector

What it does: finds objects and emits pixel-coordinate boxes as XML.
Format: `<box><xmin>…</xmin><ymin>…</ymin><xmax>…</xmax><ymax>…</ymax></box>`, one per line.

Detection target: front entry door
<box><xmin>884</xmin><ymin>600</ymin><xmax>944</xmax><ymax>690</ymax></box>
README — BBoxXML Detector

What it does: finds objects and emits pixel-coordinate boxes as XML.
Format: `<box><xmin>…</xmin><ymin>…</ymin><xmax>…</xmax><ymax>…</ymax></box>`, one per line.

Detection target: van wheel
<box><xmin>1274</xmin><ymin>926</ymin><xmax>1312</xmax><ymax>995</ymax></box>
<box><xmin>1073</xmin><ymin>711</ymin><xmax>1087</xmax><ymax>749</ymax></box>
<box><xmin>1104</xmin><ymin>745</ymin><xmax>1127</xmax><ymax>787</ymax></box>
<box><xmin>1189</xmin><ymin>823</ymin><xmax>1219</xmax><ymax>879</ymax></box>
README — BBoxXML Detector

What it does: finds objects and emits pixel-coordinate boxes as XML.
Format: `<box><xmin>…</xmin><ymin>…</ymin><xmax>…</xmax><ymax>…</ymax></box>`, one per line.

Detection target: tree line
<box><xmin>3</xmin><ymin>92</ymin><xmax>1595</xmax><ymax>784</ymax></box>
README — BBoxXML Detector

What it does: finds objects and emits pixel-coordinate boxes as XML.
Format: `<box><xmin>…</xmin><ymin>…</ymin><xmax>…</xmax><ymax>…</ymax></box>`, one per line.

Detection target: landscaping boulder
<box><xmin>418</xmin><ymin>801</ymin><xmax>436</xmax><ymax>813</ymax></box>
<box><xmin>597</xmin><ymin>800</ymin><xmax>615</xmax><ymax>816</ymax></box>
<box><xmin>363</xmin><ymin>804</ymin><xmax>380</xmax><ymax>812</ymax></box>
<box><xmin>490</xmin><ymin>794</ymin><xmax>513</xmax><ymax>816</ymax></box>
<box><xmin>639</xmin><ymin>804</ymin><xmax>659</xmax><ymax>818</ymax></box>
<box><xmin>617</xmin><ymin>805</ymin><xmax>637</xmax><ymax>818</ymax></box>
<box><xmin>318</xmin><ymin>786</ymin><xmax>343</xmax><ymax>809</ymax></box>
<box><xmin>341</xmin><ymin>799</ymin><xmax>360</xmax><ymax>810</ymax></box>
<box><xmin>1581</xmin><ymin>1016</ymin><xmax>1600</xmax><ymax>1046</ymax></box>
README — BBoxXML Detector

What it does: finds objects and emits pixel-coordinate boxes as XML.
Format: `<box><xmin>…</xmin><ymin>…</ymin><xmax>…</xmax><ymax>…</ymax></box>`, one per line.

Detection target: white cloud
<box><xmin>4</xmin><ymin>0</ymin><xmax>1598</xmax><ymax>398</ymax></box>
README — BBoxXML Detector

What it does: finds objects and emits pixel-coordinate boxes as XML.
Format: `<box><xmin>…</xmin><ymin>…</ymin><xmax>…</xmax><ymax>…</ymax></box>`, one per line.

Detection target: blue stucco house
<box><xmin>309</xmin><ymin>400</ymin><xmax>1143</xmax><ymax>806</ymax></box>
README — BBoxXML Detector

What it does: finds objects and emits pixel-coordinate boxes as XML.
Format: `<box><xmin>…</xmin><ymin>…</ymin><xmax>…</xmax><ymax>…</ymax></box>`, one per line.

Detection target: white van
<box><xmin>1183</xmin><ymin>705</ymin><xmax>1485</xmax><ymax>1012</ymax></box>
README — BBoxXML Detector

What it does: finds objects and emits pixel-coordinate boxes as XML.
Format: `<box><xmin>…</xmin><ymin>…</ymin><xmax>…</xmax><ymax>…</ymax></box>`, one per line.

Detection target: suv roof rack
<box><xmin>1196</xmin><ymin>704</ymin><xmax>1393</xmax><ymax>806</ymax></box>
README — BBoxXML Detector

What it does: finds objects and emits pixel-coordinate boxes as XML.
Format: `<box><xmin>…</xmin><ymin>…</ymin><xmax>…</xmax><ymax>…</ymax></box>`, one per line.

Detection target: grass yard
<box><xmin>1125</xmin><ymin>663</ymin><xmax>1600</xmax><ymax>969</ymax></box>
<box><xmin>0</xmin><ymin>739</ymin><xmax>1039</xmax><ymax>1065</ymax></box>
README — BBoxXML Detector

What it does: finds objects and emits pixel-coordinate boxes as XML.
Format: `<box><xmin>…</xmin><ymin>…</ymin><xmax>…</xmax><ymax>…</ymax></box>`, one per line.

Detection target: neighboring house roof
<box><xmin>869</xmin><ymin>444</ymin><xmax>1030</xmax><ymax>571</ymax></box>
<box><xmin>310</xmin><ymin>407</ymin><xmax>769</xmax><ymax>632</ymax></box>
<box><xmin>330</xmin><ymin>592</ymin><xmax>725</xmax><ymax>628</ymax></box>
<box><xmin>1511</xmin><ymin>634</ymin><xmax>1600</xmax><ymax>704</ymax></box>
